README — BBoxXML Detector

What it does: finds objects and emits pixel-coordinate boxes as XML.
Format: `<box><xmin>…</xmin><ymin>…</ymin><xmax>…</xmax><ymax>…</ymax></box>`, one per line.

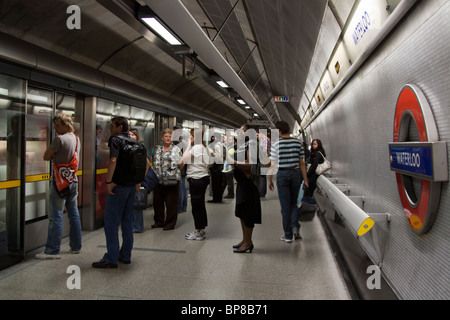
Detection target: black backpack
<box><xmin>116</xmin><ymin>135</ymin><xmax>147</xmax><ymax>185</ymax></box>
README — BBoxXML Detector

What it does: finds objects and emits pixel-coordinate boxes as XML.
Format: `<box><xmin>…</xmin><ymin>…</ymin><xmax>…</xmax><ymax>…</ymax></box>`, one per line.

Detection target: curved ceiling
<box><xmin>0</xmin><ymin>0</ymin><xmax>374</xmax><ymax>131</ymax></box>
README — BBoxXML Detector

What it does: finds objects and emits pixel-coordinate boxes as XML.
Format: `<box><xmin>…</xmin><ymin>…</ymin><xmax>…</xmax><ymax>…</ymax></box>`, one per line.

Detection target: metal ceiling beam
<box><xmin>143</xmin><ymin>0</ymin><xmax>274</xmax><ymax>128</ymax></box>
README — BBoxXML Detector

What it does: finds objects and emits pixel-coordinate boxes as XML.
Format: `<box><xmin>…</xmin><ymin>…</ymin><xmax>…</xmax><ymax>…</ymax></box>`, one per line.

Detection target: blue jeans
<box><xmin>103</xmin><ymin>185</ymin><xmax>135</xmax><ymax>263</ymax></box>
<box><xmin>132</xmin><ymin>210</ymin><xmax>144</xmax><ymax>232</ymax></box>
<box><xmin>276</xmin><ymin>169</ymin><xmax>302</xmax><ymax>240</ymax></box>
<box><xmin>178</xmin><ymin>175</ymin><xmax>188</xmax><ymax>212</ymax></box>
<box><xmin>45</xmin><ymin>182</ymin><xmax>82</xmax><ymax>254</ymax></box>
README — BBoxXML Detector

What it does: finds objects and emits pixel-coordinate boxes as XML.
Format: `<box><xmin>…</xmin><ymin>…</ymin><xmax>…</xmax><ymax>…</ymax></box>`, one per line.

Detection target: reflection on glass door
<box><xmin>0</xmin><ymin>74</ymin><xmax>25</xmax><ymax>270</ymax></box>
<box><xmin>25</xmin><ymin>87</ymin><xmax>52</xmax><ymax>223</ymax></box>
<box><xmin>94</xmin><ymin>99</ymin><xmax>155</xmax><ymax>227</ymax></box>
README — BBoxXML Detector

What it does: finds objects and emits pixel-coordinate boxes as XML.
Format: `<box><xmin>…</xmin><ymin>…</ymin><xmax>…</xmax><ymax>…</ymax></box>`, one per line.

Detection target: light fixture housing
<box><xmin>216</xmin><ymin>80</ymin><xmax>229</xmax><ymax>88</ymax></box>
<box><xmin>138</xmin><ymin>6</ymin><xmax>183</xmax><ymax>46</ymax></box>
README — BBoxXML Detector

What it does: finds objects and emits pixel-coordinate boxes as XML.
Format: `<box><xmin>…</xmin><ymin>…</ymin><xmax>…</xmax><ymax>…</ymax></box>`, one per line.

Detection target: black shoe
<box><xmin>233</xmin><ymin>244</ymin><xmax>254</xmax><ymax>253</ymax></box>
<box><xmin>224</xmin><ymin>195</ymin><xmax>234</xmax><ymax>199</ymax></box>
<box><xmin>92</xmin><ymin>259</ymin><xmax>118</xmax><ymax>268</ymax></box>
<box><xmin>119</xmin><ymin>257</ymin><xmax>131</xmax><ymax>264</ymax></box>
<box><xmin>233</xmin><ymin>241</ymin><xmax>243</xmax><ymax>249</ymax></box>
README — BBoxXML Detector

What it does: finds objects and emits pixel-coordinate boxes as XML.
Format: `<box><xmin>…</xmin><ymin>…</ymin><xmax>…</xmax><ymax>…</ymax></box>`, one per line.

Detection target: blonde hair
<box><xmin>162</xmin><ymin>128</ymin><xmax>173</xmax><ymax>135</ymax></box>
<box><xmin>53</xmin><ymin>113</ymin><xmax>74</xmax><ymax>133</ymax></box>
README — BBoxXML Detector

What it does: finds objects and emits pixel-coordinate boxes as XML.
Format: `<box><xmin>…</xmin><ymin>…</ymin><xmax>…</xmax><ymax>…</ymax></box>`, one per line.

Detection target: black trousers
<box><xmin>153</xmin><ymin>183</ymin><xmax>179</xmax><ymax>229</ymax></box>
<box><xmin>210</xmin><ymin>171</ymin><xmax>224</xmax><ymax>202</ymax></box>
<box><xmin>187</xmin><ymin>176</ymin><xmax>210</xmax><ymax>230</ymax></box>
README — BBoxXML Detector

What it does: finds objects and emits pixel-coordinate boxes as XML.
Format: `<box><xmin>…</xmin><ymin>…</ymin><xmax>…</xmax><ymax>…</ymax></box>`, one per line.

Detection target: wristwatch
<box><xmin>106</xmin><ymin>181</ymin><xmax>113</xmax><ymax>184</ymax></box>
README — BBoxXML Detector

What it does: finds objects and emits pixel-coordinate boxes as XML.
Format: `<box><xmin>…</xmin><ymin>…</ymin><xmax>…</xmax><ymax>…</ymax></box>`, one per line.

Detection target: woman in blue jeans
<box><xmin>36</xmin><ymin>114</ymin><xmax>82</xmax><ymax>259</ymax></box>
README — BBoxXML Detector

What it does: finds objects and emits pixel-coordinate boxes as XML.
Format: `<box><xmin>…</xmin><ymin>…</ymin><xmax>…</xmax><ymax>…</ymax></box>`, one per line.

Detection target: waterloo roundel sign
<box><xmin>389</xmin><ymin>84</ymin><xmax>448</xmax><ymax>234</ymax></box>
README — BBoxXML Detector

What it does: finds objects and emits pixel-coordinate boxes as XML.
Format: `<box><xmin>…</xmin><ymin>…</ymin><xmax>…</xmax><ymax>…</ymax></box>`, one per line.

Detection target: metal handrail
<box><xmin>316</xmin><ymin>175</ymin><xmax>375</xmax><ymax>237</ymax></box>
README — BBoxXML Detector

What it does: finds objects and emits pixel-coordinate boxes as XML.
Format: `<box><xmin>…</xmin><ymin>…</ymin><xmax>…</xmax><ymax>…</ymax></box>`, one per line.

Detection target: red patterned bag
<box><xmin>52</xmin><ymin>135</ymin><xmax>78</xmax><ymax>197</ymax></box>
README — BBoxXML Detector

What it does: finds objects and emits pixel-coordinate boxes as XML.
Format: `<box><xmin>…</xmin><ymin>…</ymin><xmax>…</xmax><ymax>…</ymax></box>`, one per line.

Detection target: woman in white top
<box><xmin>182</xmin><ymin>128</ymin><xmax>211</xmax><ymax>240</ymax></box>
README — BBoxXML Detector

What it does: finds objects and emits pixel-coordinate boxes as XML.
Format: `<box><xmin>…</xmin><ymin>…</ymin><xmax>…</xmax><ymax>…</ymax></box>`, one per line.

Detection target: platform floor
<box><xmin>0</xmin><ymin>188</ymin><xmax>351</xmax><ymax>301</ymax></box>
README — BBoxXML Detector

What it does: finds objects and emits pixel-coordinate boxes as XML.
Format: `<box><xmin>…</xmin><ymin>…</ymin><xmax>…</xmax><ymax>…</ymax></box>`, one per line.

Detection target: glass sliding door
<box><xmin>25</xmin><ymin>87</ymin><xmax>53</xmax><ymax>224</ymax></box>
<box><xmin>94</xmin><ymin>99</ymin><xmax>155</xmax><ymax>228</ymax></box>
<box><xmin>0</xmin><ymin>74</ymin><xmax>26</xmax><ymax>270</ymax></box>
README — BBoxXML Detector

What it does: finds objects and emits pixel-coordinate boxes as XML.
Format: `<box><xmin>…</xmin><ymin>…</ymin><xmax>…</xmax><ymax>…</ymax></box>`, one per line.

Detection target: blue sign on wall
<box><xmin>389</xmin><ymin>144</ymin><xmax>434</xmax><ymax>179</ymax></box>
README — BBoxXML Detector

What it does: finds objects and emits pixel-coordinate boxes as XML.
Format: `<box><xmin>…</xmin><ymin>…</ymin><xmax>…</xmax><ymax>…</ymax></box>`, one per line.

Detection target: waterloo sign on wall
<box><xmin>389</xmin><ymin>84</ymin><xmax>448</xmax><ymax>234</ymax></box>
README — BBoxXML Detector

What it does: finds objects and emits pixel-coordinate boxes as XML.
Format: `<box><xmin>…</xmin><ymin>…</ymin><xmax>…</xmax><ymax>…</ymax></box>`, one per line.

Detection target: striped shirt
<box><xmin>269</xmin><ymin>137</ymin><xmax>304</xmax><ymax>169</ymax></box>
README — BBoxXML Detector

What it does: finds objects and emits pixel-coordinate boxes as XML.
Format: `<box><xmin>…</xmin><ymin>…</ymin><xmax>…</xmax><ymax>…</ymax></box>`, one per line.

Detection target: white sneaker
<box><xmin>185</xmin><ymin>230</ymin><xmax>206</xmax><ymax>240</ymax></box>
<box><xmin>35</xmin><ymin>252</ymin><xmax>61</xmax><ymax>260</ymax></box>
<box><xmin>280</xmin><ymin>235</ymin><xmax>292</xmax><ymax>243</ymax></box>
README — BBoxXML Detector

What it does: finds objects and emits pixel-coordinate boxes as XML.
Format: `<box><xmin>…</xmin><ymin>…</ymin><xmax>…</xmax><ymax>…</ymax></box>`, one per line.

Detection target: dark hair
<box><xmin>311</xmin><ymin>139</ymin><xmax>326</xmax><ymax>157</ymax></box>
<box><xmin>190</xmin><ymin>128</ymin><xmax>206</xmax><ymax>147</ymax></box>
<box><xmin>129</xmin><ymin>128</ymin><xmax>140</xmax><ymax>142</ymax></box>
<box><xmin>111</xmin><ymin>116</ymin><xmax>129</xmax><ymax>133</ymax></box>
<box><xmin>275</xmin><ymin>121</ymin><xmax>290</xmax><ymax>135</ymax></box>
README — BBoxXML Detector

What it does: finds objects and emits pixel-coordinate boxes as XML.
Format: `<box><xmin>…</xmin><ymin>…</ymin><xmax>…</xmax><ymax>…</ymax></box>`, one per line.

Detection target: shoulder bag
<box><xmin>315</xmin><ymin>151</ymin><xmax>331</xmax><ymax>175</ymax></box>
<box><xmin>53</xmin><ymin>135</ymin><xmax>78</xmax><ymax>197</ymax></box>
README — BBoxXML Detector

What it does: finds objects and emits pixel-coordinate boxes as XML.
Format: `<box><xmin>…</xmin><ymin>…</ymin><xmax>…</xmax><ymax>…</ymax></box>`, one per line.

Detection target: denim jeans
<box><xmin>276</xmin><ymin>169</ymin><xmax>302</xmax><ymax>240</ymax></box>
<box><xmin>132</xmin><ymin>210</ymin><xmax>144</xmax><ymax>232</ymax></box>
<box><xmin>103</xmin><ymin>184</ymin><xmax>135</xmax><ymax>263</ymax></box>
<box><xmin>45</xmin><ymin>181</ymin><xmax>82</xmax><ymax>255</ymax></box>
<box><xmin>178</xmin><ymin>175</ymin><xmax>188</xmax><ymax>212</ymax></box>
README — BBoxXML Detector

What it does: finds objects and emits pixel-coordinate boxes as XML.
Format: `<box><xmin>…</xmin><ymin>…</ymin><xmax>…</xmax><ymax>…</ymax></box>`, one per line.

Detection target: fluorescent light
<box><xmin>28</xmin><ymin>94</ymin><xmax>48</xmax><ymax>103</ymax></box>
<box><xmin>254</xmin><ymin>113</ymin><xmax>259</xmax><ymax>117</ymax></box>
<box><xmin>141</xmin><ymin>17</ymin><xmax>182</xmax><ymax>45</ymax></box>
<box><xmin>237</xmin><ymin>99</ymin><xmax>246</xmax><ymax>105</ymax></box>
<box><xmin>216</xmin><ymin>80</ymin><xmax>229</xmax><ymax>88</ymax></box>
<box><xmin>245</xmin><ymin>106</ymin><xmax>251</xmax><ymax>109</ymax></box>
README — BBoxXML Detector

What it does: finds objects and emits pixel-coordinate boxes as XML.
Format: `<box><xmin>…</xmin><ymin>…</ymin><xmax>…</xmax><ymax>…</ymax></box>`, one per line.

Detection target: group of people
<box><xmin>35</xmin><ymin>114</ymin><xmax>327</xmax><ymax>268</ymax></box>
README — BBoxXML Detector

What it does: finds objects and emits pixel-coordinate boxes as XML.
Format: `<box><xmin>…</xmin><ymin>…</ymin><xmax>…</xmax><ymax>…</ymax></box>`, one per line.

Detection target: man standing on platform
<box><xmin>93</xmin><ymin>116</ymin><xmax>146</xmax><ymax>268</ymax></box>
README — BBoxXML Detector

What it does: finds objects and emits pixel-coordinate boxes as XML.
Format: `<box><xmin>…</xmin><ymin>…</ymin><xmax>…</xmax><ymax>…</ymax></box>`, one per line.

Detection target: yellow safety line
<box><xmin>25</xmin><ymin>174</ymin><xmax>50</xmax><ymax>183</ymax></box>
<box><xmin>0</xmin><ymin>169</ymin><xmax>107</xmax><ymax>190</ymax></box>
<box><xmin>0</xmin><ymin>180</ymin><xmax>20</xmax><ymax>189</ymax></box>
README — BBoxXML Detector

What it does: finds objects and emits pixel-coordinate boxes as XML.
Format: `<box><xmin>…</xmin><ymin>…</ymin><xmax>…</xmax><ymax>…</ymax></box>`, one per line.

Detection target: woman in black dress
<box><xmin>230</xmin><ymin>124</ymin><xmax>261</xmax><ymax>253</ymax></box>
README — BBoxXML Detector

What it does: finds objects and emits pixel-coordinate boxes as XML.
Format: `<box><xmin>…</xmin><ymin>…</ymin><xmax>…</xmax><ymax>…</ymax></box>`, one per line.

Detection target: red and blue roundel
<box><xmin>391</xmin><ymin>84</ymin><xmax>445</xmax><ymax>234</ymax></box>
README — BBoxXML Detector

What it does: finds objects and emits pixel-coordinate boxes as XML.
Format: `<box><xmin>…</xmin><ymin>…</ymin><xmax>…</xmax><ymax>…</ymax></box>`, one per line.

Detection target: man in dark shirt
<box><xmin>93</xmin><ymin>116</ymin><xmax>138</xmax><ymax>268</ymax></box>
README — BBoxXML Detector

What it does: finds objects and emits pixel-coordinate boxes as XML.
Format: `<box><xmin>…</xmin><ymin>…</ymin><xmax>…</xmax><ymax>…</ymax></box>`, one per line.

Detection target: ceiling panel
<box><xmin>0</xmin><ymin>0</ymin><xmax>337</xmax><ymax>130</ymax></box>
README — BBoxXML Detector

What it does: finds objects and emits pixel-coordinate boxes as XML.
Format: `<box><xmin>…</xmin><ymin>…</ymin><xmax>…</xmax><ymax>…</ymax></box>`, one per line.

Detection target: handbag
<box><xmin>142</xmin><ymin>167</ymin><xmax>159</xmax><ymax>192</ymax></box>
<box><xmin>161</xmin><ymin>174</ymin><xmax>179</xmax><ymax>186</ymax></box>
<box><xmin>298</xmin><ymin>196</ymin><xmax>316</xmax><ymax>221</ymax></box>
<box><xmin>133</xmin><ymin>187</ymin><xmax>149</xmax><ymax>210</ymax></box>
<box><xmin>53</xmin><ymin>135</ymin><xmax>78</xmax><ymax>198</ymax></box>
<box><xmin>315</xmin><ymin>151</ymin><xmax>331</xmax><ymax>175</ymax></box>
